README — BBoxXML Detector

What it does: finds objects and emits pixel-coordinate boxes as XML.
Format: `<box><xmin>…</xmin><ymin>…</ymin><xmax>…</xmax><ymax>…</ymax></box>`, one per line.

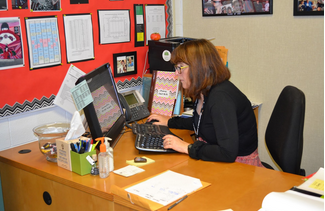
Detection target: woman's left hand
<box><xmin>163</xmin><ymin>134</ymin><xmax>190</xmax><ymax>154</ymax></box>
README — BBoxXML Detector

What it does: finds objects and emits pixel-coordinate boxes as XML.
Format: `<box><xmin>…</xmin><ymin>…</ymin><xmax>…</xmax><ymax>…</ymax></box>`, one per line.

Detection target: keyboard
<box><xmin>132</xmin><ymin>123</ymin><xmax>172</xmax><ymax>135</ymax></box>
<box><xmin>132</xmin><ymin>123</ymin><xmax>176</xmax><ymax>152</ymax></box>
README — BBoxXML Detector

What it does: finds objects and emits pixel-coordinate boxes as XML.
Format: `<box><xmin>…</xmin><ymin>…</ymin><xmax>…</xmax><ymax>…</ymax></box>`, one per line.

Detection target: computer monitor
<box><xmin>75</xmin><ymin>63</ymin><xmax>125</xmax><ymax>148</ymax></box>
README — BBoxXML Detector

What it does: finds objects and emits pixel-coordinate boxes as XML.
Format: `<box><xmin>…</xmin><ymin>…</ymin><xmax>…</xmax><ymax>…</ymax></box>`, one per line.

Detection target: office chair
<box><xmin>262</xmin><ymin>86</ymin><xmax>306</xmax><ymax>176</ymax></box>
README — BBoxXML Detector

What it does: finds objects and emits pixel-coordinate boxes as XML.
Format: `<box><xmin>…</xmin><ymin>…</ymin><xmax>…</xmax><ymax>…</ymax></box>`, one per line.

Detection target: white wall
<box><xmin>0</xmin><ymin>106</ymin><xmax>72</xmax><ymax>150</ymax></box>
<box><xmin>176</xmin><ymin>1</ymin><xmax>324</xmax><ymax>175</ymax></box>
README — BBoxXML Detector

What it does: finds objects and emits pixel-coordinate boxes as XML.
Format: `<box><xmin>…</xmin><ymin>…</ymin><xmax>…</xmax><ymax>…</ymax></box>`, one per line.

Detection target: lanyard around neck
<box><xmin>193</xmin><ymin>98</ymin><xmax>205</xmax><ymax>141</ymax></box>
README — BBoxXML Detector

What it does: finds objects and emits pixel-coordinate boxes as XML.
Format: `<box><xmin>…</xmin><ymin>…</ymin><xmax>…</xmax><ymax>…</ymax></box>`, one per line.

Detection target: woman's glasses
<box><xmin>174</xmin><ymin>65</ymin><xmax>188</xmax><ymax>74</ymax></box>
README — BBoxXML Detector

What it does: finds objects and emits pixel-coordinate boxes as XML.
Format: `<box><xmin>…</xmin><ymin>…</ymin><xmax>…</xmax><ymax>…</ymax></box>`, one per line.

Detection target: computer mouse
<box><xmin>146</xmin><ymin>119</ymin><xmax>159</xmax><ymax>124</ymax></box>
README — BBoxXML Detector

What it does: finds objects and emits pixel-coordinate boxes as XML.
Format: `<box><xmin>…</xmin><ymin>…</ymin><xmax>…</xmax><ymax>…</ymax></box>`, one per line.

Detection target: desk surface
<box><xmin>0</xmin><ymin>127</ymin><xmax>303</xmax><ymax>211</ymax></box>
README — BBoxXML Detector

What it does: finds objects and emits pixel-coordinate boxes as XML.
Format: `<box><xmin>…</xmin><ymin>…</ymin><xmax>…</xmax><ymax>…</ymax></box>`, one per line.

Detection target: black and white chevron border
<box><xmin>0</xmin><ymin>94</ymin><xmax>55</xmax><ymax>118</ymax></box>
<box><xmin>166</xmin><ymin>0</ymin><xmax>173</xmax><ymax>38</ymax></box>
<box><xmin>116</xmin><ymin>76</ymin><xmax>142</xmax><ymax>92</ymax></box>
<box><xmin>0</xmin><ymin>77</ymin><xmax>144</xmax><ymax>118</ymax></box>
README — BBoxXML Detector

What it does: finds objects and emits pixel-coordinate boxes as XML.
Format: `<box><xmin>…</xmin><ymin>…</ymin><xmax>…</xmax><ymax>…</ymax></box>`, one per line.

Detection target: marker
<box><xmin>168</xmin><ymin>195</ymin><xmax>188</xmax><ymax>210</ymax></box>
<box><xmin>79</xmin><ymin>140</ymin><xmax>85</xmax><ymax>154</ymax></box>
<box><xmin>91</xmin><ymin>139</ymin><xmax>100</xmax><ymax>151</ymax></box>
<box><xmin>85</xmin><ymin>140</ymin><xmax>90</xmax><ymax>152</ymax></box>
<box><xmin>74</xmin><ymin>143</ymin><xmax>79</xmax><ymax>153</ymax></box>
<box><xmin>291</xmin><ymin>186</ymin><xmax>323</xmax><ymax>197</ymax></box>
<box><xmin>70</xmin><ymin>143</ymin><xmax>76</xmax><ymax>152</ymax></box>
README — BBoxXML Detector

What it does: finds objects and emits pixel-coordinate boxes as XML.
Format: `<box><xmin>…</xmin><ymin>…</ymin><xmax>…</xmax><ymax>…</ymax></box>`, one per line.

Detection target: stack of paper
<box><xmin>112</xmin><ymin>170</ymin><xmax>210</xmax><ymax>210</ymax></box>
<box><xmin>259</xmin><ymin>168</ymin><xmax>324</xmax><ymax>211</ymax></box>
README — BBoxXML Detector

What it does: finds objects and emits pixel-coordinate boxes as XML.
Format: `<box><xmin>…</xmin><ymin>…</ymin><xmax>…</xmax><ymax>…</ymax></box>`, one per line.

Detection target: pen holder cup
<box><xmin>71</xmin><ymin>150</ymin><xmax>96</xmax><ymax>176</ymax></box>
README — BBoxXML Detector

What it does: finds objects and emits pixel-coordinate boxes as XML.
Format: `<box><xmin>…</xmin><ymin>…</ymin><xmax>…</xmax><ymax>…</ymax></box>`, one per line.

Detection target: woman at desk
<box><xmin>147</xmin><ymin>39</ymin><xmax>264</xmax><ymax>167</ymax></box>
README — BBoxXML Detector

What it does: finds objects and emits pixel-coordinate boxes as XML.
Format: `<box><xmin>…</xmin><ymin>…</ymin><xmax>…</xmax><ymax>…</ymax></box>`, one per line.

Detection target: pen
<box><xmin>70</xmin><ymin>143</ymin><xmax>76</xmax><ymax>152</ymax></box>
<box><xmin>290</xmin><ymin>186</ymin><xmax>323</xmax><ymax>197</ymax></box>
<box><xmin>168</xmin><ymin>195</ymin><xmax>188</xmax><ymax>210</ymax></box>
<box><xmin>79</xmin><ymin>140</ymin><xmax>85</xmax><ymax>154</ymax></box>
<box><xmin>85</xmin><ymin>140</ymin><xmax>90</xmax><ymax>152</ymax></box>
<box><xmin>74</xmin><ymin>143</ymin><xmax>79</xmax><ymax>153</ymax></box>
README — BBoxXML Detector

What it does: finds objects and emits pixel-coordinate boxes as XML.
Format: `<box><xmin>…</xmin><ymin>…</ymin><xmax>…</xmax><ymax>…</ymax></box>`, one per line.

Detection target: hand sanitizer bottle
<box><xmin>104</xmin><ymin>137</ymin><xmax>114</xmax><ymax>172</ymax></box>
<box><xmin>98</xmin><ymin>138</ymin><xmax>109</xmax><ymax>178</ymax></box>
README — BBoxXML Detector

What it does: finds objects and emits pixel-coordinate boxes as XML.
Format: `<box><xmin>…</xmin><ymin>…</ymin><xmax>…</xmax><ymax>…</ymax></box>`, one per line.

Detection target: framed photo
<box><xmin>294</xmin><ymin>0</ymin><xmax>324</xmax><ymax>16</ymax></box>
<box><xmin>30</xmin><ymin>0</ymin><xmax>60</xmax><ymax>11</ymax></box>
<box><xmin>202</xmin><ymin>0</ymin><xmax>273</xmax><ymax>16</ymax></box>
<box><xmin>12</xmin><ymin>0</ymin><xmax>28</xmax><ymax>9</ymax></box>
<box><xmin>113</xmin><ymin>51</ymin><xmax>137</xmax><ymax>77</ymax></box>
<box><xmin>0</xmin><ymin>0</ymin><xmax>8</xmax><ymax>10</ymax></box>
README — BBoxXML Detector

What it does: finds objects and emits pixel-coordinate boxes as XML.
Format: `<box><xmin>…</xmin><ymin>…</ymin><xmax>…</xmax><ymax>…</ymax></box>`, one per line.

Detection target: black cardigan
<box><xmin>168</xmin><ymin>80</ymin><xmax>257</xmax><ymax>162</ymax></box>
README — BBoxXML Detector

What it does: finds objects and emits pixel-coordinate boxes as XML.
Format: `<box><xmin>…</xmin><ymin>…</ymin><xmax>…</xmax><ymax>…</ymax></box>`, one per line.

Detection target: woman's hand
<box><xmin>163</xmin><ymin>134</ymin><xmax>190</xmax><ymax>154</ymax></box>
<box><xmin>146</xmin><ymin>114</ymin><xmax>170</xmax><ymax>126</ymax></box>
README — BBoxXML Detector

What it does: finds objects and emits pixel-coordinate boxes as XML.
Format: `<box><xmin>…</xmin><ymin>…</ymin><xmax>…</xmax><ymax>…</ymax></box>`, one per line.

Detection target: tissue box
<box><xmin>70</xmin><ymin>150</ymin><xmax>96</xmax><ymax>176</ymax></box>
<box><xmin>56</xmin><ymin>136</ymin><xmax>90</xmax><ymax>171</ymax></box>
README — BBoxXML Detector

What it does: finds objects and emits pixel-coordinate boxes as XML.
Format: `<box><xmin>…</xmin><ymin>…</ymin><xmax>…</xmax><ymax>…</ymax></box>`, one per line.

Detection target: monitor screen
<box><xmin>76</xmin><ymin>63</ymin><xmax>125</xmax><ymax>148</ymax></box>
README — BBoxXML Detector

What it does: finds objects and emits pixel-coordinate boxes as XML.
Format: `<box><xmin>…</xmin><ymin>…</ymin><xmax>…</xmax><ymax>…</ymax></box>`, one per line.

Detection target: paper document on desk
<box><xmin>259</xmin><ymin>190</ymin><xmax>323</xmax><ymax>211</ymax></box>
<box><xmin>259</xmin><ymin>168</ymin><xmax>324</xmax><ymax>211</ymax></box>
<box><xmin>125</xmin><ymin>170</ymin><xmax>202</xmax><ymax>206</ymax></box>
<box><xmin>297</xmin><ymin>167</ymin><xmax>324</xmax><ymax>196</ymax></box>
<box><xmin>113</xmin><ymin>165</ymin><xmax>145</xmax><ymax>177</ymax></box>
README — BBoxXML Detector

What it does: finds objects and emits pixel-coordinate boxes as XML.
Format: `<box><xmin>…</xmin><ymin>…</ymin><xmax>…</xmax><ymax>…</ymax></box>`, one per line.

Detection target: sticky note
<box><xmin>309</xmin><ymin>179</ymin><xmax>324</xmax><ymax>191</ymax></box>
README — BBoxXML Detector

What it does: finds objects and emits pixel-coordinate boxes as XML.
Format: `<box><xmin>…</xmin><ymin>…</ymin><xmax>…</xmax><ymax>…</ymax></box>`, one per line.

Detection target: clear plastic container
<box><xmin>33</xmin><ymin>122</ymin><xmax>70</xmax><ymax>162</ymax></box>
<box><xmin>98</xmin><ymin>140</ymin><xmax>110</xmax><ymax>178</ymax></box>
<box><xmin>104</xmin><ymin>137</ymin><xmax>114</xmax><ymax>172</ymax></box>
<box><xmin>98</xmin><ymin>151</ymin><xmax>109</xmax><ymax>178</ymax></box>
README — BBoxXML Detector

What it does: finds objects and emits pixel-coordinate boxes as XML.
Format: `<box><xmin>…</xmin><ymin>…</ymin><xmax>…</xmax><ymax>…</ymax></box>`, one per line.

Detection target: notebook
<box><xmin>148</xmin><ymin>70</ymin><xmax>179</xmax><ymax>117</ymax></box>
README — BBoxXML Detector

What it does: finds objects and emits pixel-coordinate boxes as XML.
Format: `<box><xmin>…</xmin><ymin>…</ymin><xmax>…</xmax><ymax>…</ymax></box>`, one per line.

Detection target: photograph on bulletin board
<box><xmin>0</xmin><ymin>17</ymin><xmax>24</xmax><ymax>70</ymax></box>
<box><xmin>12</xmin><ymin>0</ymin><xmax>28</xmax><ymax>9</ymax></box>
<box><xmin>30</xmin><ymin>0</ymin><xmax>60</xmax><ymax>11</ymax></box>
<box><xmin>0</xmin><ymin>0</ymin><xmax>7</xmax><ymax>10</ymax></box>
<box><xmin>25</xmin><ymin>16</ymin><xmax>61</xmax><ymax>70</ymax></box>
<box><xmin>113</xmin><ymin>51</ymin><xmax>137</xmax><ymax>77</ymax></box>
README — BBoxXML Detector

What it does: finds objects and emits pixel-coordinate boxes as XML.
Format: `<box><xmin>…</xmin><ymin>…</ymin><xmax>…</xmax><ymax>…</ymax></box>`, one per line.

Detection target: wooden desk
<box><xmin>0</xmin><ymin>127</ymin><xmax>303</xmax><ymax>211</ymax></box>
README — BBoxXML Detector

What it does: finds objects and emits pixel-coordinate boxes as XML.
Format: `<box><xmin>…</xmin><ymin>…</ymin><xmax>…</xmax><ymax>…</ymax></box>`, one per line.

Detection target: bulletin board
<box><xmin>0</xmin><ymin>0</ymin><xmax>172</xmax><ymax>117</ymax></box>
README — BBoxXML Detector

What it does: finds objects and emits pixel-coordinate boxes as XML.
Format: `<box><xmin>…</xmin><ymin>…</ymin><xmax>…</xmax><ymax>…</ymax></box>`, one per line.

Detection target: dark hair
<box><xmin>170</xmin><ymin>39</ymin><xmax>230</xmax><ymax>101</ymax></box>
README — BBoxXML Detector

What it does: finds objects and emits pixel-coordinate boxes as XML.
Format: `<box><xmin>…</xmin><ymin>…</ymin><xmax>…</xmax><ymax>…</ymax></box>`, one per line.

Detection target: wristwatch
<box><xmin>187</xmin><ymin>144</ymin><xmax>192</xmax><ymax>154</ymax></box>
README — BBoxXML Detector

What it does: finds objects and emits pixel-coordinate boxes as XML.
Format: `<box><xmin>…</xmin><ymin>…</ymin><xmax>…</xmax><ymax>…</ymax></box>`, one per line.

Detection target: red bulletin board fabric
<box><xmin>0</xmin><ymin>0</ymin><xmax>168</xmax><ymax>109</ymax></box>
